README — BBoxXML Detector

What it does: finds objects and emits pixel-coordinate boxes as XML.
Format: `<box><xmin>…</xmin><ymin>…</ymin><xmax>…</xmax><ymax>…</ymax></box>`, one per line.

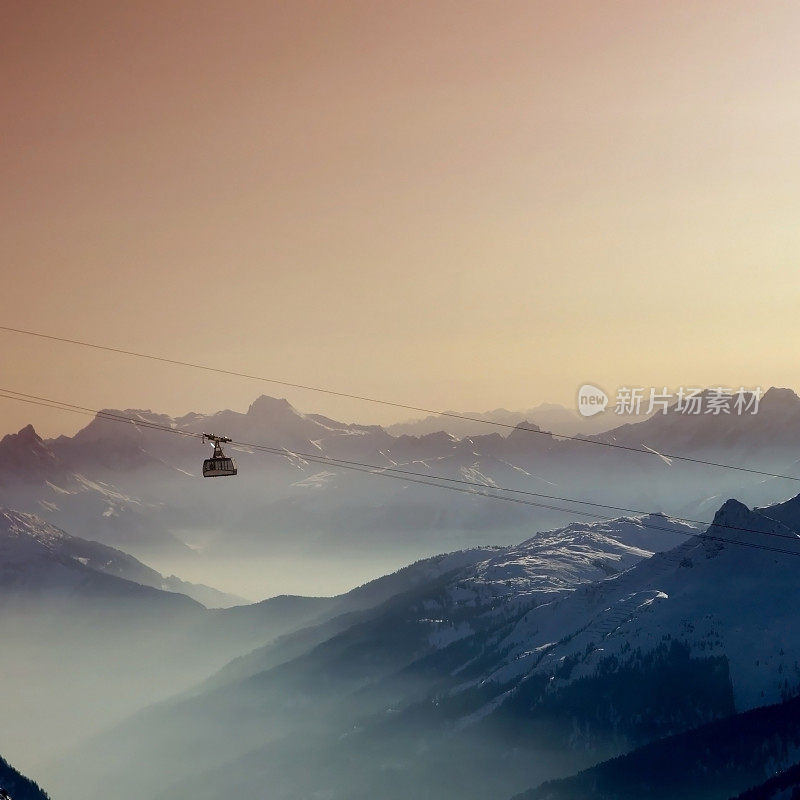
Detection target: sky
<box><xmin>2</xmin><ymin>0</ymin><xmax>800</xmax><ymax>437</ymax></box>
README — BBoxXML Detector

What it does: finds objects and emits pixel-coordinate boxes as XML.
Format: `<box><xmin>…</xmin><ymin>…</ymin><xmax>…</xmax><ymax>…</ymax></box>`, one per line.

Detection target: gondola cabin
<box><xmin>202</xmin><ymin>434</ymin><xmax>238</xmax><ymax>478</ymax></box>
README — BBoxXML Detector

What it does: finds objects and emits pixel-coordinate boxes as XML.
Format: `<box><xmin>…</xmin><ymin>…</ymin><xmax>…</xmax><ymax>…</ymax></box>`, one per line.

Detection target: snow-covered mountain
<box><xmin>0</xmin><ymin>506</ymin><xmax>204</xmax><ymax>612</ymax></box>
<box><xmin>3</xmin><ymin>388</ymin><xmax>800</xmax><ymax>588</ymax></box>
<box><xmin>0</xmin><ymin>507</ymin><xmax>241</xmax><ymax>607</ymax></box>
<box><xmin>477</xmin><ymin>497</ymin><xmax>800</xmax><ymax>714</ymax></box>
<box><xmin>0</xmin><ymin>424</ymin><xmax>193</xmax><ymax>560</ymax></box>
<box><xmin>48</xmin><ymin>491</ymin><xmax>800</xmax><ymax>800</ymax></box>
<box><xmin>203</xmin><ymin>513</ymin><xmax>696</xmax><ymax>691</ymax></box>
<box><xmin>50</xmin><ymin>512</ymin><xmax>700</xmax><ymax>800</ymax></box>
<box><xmin>8</xmin><ymin>391</ymin><xmax>800</xmax><ymax>798</ymax></box>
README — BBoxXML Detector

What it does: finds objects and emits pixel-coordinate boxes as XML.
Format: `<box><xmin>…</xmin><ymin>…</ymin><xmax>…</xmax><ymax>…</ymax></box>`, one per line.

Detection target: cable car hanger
<box><xmin>201</xmin><ymin>433</ymin><xmax>238</xmax><ymax>478</ymax></box>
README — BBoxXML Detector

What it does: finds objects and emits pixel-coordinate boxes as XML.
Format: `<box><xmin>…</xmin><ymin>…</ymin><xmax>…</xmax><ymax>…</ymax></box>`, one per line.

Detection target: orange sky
<box><xmin>2</xmin><ymin>1</ymin><xmax>800</xmax><ymax>437</ymax></box>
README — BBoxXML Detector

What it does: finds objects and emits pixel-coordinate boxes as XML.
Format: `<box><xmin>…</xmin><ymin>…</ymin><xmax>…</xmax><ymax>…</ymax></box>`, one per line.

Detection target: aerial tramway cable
<box><xmin>1</xmin><ymin>324</ymin><xmax>797</xmax><ymax>484</ymax></box>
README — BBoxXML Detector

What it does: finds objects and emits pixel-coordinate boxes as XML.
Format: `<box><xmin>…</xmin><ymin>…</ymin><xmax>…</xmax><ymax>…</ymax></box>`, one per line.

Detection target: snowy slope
<box><xmin>464</xmin><ymin>513</ymin><xmax>695</xmax><ymax>600</ymax></box>
<box><xmin>0</xmin><ymin>508</ymin><xmax>240</xmax><ymax>607</ymax></box>
<box><xmin>200</xmin><ymin>514</ymin><xmax>697</xmax><ymax>690</ymax></box>
<box><xmin>57</xmin><ymin>496</ymin><xmax>800</xmax><ymax>800</ymax></box>
<box><xmin>468</xmin><ymin>499</ymin><xmax>800</xmax><ymax>715</ymax></box>
<box><xmin>56</xmin><ymin>512</ymin><xmax>698</xmax><ymax>800</ymax></box>
<box><xmin>0</xmin><ymin>425</ymin><xmax>192</xmax><ymax>560</ymax></box>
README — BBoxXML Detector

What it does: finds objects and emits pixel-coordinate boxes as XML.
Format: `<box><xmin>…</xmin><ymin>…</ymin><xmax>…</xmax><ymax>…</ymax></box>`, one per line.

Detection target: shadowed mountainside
<box><xmin>0</xmin><ymin>752</ymin><xmax>50</xmax><ymax>800</ymax></box>
<box><xmin>46</xmin><ymin>492</ymin><xmax>800</xmax><ymax>800</ymax></box>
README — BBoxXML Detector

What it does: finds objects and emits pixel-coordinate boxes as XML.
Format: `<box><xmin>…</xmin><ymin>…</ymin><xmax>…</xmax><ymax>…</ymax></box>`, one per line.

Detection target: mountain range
<box><xmin>0</xmin><ymin>503</ymin><xmax>692</xmax><ymax>798</ymax></box>
<box><xmin>4</xmin><ymin>391</ymin><xmax>800</xmax><ymax>798</ymax></box>
<box><xmin>2</xmin><ymin>387</ymin><xmax>800</xmax><ymax>600</ymax></box>
<box><xmin>386</xmin><ymin>403</ymin><xmax>650</xmax><ymax>438</ymax></box>
<box><xmin>37</xmin><ymin>491</ymin><xmax>800</xmax><ymax>800</ymax></box>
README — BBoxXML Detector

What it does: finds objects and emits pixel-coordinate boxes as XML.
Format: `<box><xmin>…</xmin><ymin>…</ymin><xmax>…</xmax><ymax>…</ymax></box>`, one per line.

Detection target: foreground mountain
<box><xmin>48</xmin><ymin>491</ymin><xmax>800</xmax><ymax>800</ymax></box>
<box><xmin>49</xmin><ymin>513</ymin><xmax>700</xmax><ymax>800</ymax></box>
<box><xmin>0</xmin><ymin>754</ymin><xmax>50</xmax><ymax>800</ymax></box>
<box><xmin>205</xmin><ymin>512</ymin><xmax>694</xmax><ymax>690</ymax></box>
<box><xmin>514</xmin><ymin>696</ymin><xmax>800</xmax><ymax>800</ymax></box>
<box><xmin>732</xmin><ymin>761</ymin><xmax>800</xmax><ymax>800</ymax></box>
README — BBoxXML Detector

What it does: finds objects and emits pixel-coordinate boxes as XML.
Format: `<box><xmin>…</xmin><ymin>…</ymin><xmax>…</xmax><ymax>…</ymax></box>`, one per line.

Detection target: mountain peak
<box><xmin>0</xmin><ymin>424</ymin><xmax>60</xmax><ymax>485</ymax></box>
<box><xmin>247</xmin><ymin>395</ymin><xmax>300</xmax><ymax>420</ymax></box>
<box><xmin>504</xmin><ymin>420</ymin><xmax>546</xmax><ymax>446</ymax></box>
<box><xmin>706</xmin><ymin>497</ymin><xmax>795</xmax><ymax>556</ymax></box>
<box><xmin>3</xmin><ymin>423</ymin><xmax>43</xmax><ymax>444</ymax></box>
<box><xmin>511</xmin><ymin>419</ymin><xmax>541</xmax><ymax>433</ymax></box>
<box><xmin>713</xmin><ymin>498</ymin><xmax>750</xmax><ymax>518</ymax></box>
<box><xmin>762</xmin><ymin>386</ymin><xmax>800</xmax><ymax>405</ymax></box>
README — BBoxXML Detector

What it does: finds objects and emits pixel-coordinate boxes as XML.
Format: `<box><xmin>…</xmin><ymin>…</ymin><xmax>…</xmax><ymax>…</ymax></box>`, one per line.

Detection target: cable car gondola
<box><xmin>202</xmin><ymin>433</ymin><xmax>238</xmax><ymax>478</ymax></box>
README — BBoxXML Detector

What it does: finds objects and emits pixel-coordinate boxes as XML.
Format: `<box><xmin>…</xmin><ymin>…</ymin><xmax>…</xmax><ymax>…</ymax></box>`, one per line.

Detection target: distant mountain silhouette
<box><xmin>53</xmin><ymin>491</ymin><xmax>800</xmax><ymax>800</ymax></box>
<box><xmin>387</xmin><ymin>403</ymin><xmax>649</xmax><ymax>438</ymax></box>
<box><xmin>2</xmin><ymin>388</ymin><xmax>799</xmax><ymax>568</ymax></box>
<box><xmin>0</xmin><ymin>507</ymin><xmax>241</xmax><ymax>607</ymax></box>
<box><xmin>592</xmin><ymin>387</ymin><xmax>800</xmax><ymax>455</ymax></box>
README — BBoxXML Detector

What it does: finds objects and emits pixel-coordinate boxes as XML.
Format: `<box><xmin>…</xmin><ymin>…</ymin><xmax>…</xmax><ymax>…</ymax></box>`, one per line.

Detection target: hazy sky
<box><xmin>2</xmin><ymin>1</ymin><xmax>800</xmax><ymax>437</ymax></box>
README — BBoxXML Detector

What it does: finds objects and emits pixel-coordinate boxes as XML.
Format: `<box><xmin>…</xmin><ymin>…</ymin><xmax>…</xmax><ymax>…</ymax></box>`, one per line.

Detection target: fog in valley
<box><xmin>2</xmin><ymin>391</ymin><xmax>800</xmax><ymax>799</ymax></box>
